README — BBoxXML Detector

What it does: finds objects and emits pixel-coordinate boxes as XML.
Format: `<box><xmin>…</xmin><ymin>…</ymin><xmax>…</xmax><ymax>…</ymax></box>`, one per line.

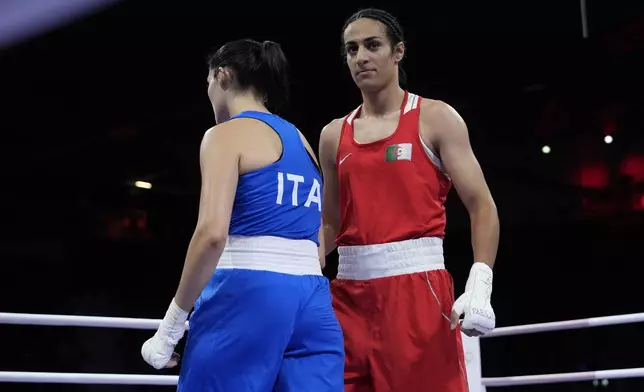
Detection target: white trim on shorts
<box><xmin>216</xmin><ymin>235</ymin><xmax>323</xmax><ymax>276</ymax></box>
<box><xmin>337</xmin><ymin>237</ymin><xmax>445</xmax><ymax>280</ymax></box>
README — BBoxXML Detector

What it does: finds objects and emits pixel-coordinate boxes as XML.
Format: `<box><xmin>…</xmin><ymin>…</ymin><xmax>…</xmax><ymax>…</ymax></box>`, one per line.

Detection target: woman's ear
<box><xmin>216</xmin><ymin>67</ymin><xmax>234</xmax><ymax>91</ymax></box>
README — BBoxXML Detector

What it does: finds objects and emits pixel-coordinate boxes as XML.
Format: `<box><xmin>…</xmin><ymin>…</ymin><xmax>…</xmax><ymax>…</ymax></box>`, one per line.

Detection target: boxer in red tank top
<box><xmin>319</xmin><ymin>8</ymin><xmax>500</xmax><ymax>392</ymax></box>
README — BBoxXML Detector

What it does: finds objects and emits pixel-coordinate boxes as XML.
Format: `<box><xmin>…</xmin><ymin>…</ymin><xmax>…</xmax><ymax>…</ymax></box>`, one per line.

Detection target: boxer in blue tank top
<box><xmin>140</xmin><ymin>39</ymin><xmax>344</xmax><ymax>392</ymax></box>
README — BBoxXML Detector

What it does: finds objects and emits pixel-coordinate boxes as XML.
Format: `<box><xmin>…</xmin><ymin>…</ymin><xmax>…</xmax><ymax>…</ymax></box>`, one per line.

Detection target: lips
<box><xmin>356</xmin><ymin>69</ymin><xmax>374</xmax><ymax>76</ymax></box>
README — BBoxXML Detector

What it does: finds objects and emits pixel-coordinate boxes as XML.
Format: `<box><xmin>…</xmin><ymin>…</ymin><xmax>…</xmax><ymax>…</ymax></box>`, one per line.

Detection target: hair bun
<box><xmin>261</xmin><ymin>40</ymin><xmax>276</xmax><ymax>55</ymax></box>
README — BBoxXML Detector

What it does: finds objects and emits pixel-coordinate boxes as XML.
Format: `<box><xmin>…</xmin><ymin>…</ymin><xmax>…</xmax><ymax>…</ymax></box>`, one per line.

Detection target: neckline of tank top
<box><xmin>232</xmin><ymin>110</ymin><xmax>274</xmax><ymax>118</ymax></box>
<box><xmin>351</xmin><ymin>90</ymin><xmax>409</xmax><ymax>123</ymax></box>
<box><xmin>349</xmin><ymin>91</ymin><xmax>410</xmax><ymax>147</ymax></box>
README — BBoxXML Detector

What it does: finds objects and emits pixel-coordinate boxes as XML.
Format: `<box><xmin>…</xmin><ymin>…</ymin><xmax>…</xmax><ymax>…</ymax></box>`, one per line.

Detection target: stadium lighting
<box><xmin>134</xmin><ymin>181</ymin><xmax>152</xmax><ymax>189</ymax></box>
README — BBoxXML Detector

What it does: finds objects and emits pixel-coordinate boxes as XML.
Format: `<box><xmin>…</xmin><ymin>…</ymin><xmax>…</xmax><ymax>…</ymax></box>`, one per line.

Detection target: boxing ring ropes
<box><xmin>0</xmin><ymin>311</ymin><xmax>643</xmax><ymax>389</ymax></box>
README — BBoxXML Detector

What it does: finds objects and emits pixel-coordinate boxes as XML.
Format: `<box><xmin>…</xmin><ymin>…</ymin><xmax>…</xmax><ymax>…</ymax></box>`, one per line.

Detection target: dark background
<box><xmin>1</xmin><ymin>0</ymin><xmax>643</xmax><ymax>391</ymax></box>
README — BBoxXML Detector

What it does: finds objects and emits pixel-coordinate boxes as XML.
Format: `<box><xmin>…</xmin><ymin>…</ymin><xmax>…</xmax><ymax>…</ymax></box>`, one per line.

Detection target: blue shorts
<box><xmin>177</xmin><ymin>268</ymin><xmax>345</xmax><ymax>392</ymax></box>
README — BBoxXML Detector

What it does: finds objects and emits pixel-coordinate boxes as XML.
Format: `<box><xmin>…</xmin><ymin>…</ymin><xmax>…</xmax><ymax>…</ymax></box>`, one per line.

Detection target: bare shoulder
<box><xmin>202</xmin><ymin>125</ymin><xmax>217</xmax><ymax>140</ymax></box>
<box><xmin>320</xmin><ymin>117</ymin><xmax>344</xmax><ymax>142</ymax></box>
<box><xmin>419</xmin><ymin>98</ymin><xmax>465</xmax><ymax>126</ymax></box>
<box><xmin>418</xmin><ymin>98</ymin><xmax>469</xmax><ymax>145</ymax></box>
<box><xmin>318</xmin><ymin>117</ymin><xmax>344</xmax><ymax>164</ymax></box>
<box><xmin>201</xmin><ymin>118</ymin><xmax>258</xmax><ymax>151</ymax></box>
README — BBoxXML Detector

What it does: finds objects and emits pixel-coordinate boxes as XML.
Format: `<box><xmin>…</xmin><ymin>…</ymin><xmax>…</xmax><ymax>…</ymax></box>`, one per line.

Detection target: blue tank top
<box><xmin>226</xmin><ymin>111</ymin><xmax>323</xmax><ymax>245</ymax></box>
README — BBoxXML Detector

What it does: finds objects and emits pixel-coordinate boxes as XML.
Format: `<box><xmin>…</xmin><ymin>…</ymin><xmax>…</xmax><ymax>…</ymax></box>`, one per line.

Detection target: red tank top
<box><xmin>335</xmin><ymin>91</ymin><xmax>452</xmax><ymax>246</ymax></box>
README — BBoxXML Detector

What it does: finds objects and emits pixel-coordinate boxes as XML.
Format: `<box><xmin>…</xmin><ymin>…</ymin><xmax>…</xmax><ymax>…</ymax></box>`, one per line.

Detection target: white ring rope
<box><xmin>1</xmin><ymin>311</ymin><xmax>643</xmax><ymax>387</ymax></box>
<box><xmin>1</xmin><ymin>367</ymin><xmax>643</xmax><ymax>386</ymax></box>
<box><xmin>482</xmin><ymin>367</ymin><xmax>644</xmax><ymax>387</ymax></box>
<box><xmin>484</xmin><ymin>312</ymin><xmax>644</xmax><ymax>338</ymax></box>
<box><xmin>4</xmin><ymin>312</ymin><xmax>643</xmax><ymax>336</ymax></box>
<box><xmin>0</xmin><ymin>372</ymin><xmax>178</xmax><ymax>385</ymax></box>
<box><xmin>0</xmin><ymin>312</ymin><xmax>189</xmax><ymax>330</ymax></box>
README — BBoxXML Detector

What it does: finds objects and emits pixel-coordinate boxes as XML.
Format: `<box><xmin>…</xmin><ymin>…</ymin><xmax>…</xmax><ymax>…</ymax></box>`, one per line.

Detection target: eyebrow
<box><xmin>345</xmin><ymin>36</ymin><xmax>381</xmax><ymax>45</ymax></box>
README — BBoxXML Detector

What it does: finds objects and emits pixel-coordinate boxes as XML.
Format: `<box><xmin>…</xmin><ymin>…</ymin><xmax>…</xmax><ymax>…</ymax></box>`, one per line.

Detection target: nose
<box><xmin>356</xmin><ymin>46</ymin><xmax>369</xmax><ymax>65</ymax></box>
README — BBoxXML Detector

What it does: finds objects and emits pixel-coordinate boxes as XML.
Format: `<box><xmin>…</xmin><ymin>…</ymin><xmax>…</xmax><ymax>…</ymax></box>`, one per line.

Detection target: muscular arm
<box><xmin>423</xmin><ymin>101</ymin><xmax>499</xmax><ymax>269</ymax></box>
<box><xmin>173</xmin><ymin>124</ymin><xmax>241</xmax><ymax>311</ymax></box>
<box><xmin>318</xmin><ymin>119</ymin><xmax>343</xmax><ymax>256</ymax></box>
<box><xmin>297</xmin><ymin>130</ymin><xmax>327</xmax><ymax>269</ymax></box>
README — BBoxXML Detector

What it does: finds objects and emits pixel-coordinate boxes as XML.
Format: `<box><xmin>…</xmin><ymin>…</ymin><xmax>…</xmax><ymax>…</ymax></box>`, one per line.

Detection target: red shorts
<box><xmin>331</xmin><ymin>238</ymin><xmax>469</xmax><ymax>392</ymax></box>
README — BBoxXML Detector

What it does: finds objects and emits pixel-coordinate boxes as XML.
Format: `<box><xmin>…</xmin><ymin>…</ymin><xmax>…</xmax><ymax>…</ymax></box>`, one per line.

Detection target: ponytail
<box><xmin>259</xmin><ymin>40</ymin><xmax>290</xmax><ymax>112</ymax></box>
<box><xmin>207</xmin><ymin>39</ymin><xmax>290</xmax><ymax>113</ymax></box>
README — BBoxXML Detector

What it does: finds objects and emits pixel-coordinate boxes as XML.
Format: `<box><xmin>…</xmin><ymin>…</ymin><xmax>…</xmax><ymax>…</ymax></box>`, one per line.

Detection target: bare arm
<box><xmin>173</xmin><ymin>124</ymin><xmax>241</xmax><ymax>311</ymax></box>
<box><xmin>317</xmin><ymin>217</ymin><xmax>326</xmax><ymax>269</ymax></box>
<box><xmin>318</xmin><ymin>119</ymin><xmax>343</xmax><ymax>256</ymax></box>
<box><xmin>423</xmin><ymin>101</ymin><xmax>499</xmax><ymax>269</ymax></box>
<box><xmin>297</xmin><ymin>130</ymin><xmax>327</xmax><ymax>269</ymax></box>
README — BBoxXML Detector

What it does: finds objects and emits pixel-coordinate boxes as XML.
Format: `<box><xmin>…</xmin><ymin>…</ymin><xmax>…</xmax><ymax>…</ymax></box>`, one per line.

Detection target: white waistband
<box><xmin>337</xmin><ymin>237</ymin><xmax>444</xmax><ymax>280</ymax></box>
<box><xmin>217</xmin><ymin>235</ymin><xmax>322</xmax><ymax>276</ymax></box>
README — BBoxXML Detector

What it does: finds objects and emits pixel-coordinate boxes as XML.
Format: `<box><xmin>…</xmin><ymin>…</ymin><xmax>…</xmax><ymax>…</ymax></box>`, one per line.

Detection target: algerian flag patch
<box><xmin>385</xmin><ymin>143</ymin><xmax>412</xmax><ymax>162</ymax></box>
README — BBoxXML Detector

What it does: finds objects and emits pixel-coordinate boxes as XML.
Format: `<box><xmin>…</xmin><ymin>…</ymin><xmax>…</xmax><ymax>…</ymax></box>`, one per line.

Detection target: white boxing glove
<box><xmin>451</xmin><ymin>262</ymin><xmax>495</xmax><ymax>336</ymax></box>
<box><xmin>141</xmin><ymin>298</ymin><xmax>190</xmax><ymax>369</ymax></box>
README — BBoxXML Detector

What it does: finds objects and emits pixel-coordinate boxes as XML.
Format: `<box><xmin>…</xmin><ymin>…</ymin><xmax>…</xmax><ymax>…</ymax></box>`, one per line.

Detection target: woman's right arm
<box><xmin>318</xmin><ymin>119</ymin><xmax>343</xmax><ymax>256</ymax></box>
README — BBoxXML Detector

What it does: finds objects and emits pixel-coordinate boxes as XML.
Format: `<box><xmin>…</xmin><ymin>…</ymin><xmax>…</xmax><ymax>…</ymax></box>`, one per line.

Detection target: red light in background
<box><xmin>630</xmin><ymin>194</ymin><xmax>644</xmax><ymax>211</ymax></box>
<box><xmin>576</xmin><ymin>163</ymin><xmax>609</xmax><ymax>189</ymax></box>
<box><xmin>136</xmin><ymin>210</ymin><xmax>147</xmax><ymax>229</ymax></box>
<box><xmin>620</xmin><ymin>154</ymin><xmax>644</xmax><ymax>182</ymax></box>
